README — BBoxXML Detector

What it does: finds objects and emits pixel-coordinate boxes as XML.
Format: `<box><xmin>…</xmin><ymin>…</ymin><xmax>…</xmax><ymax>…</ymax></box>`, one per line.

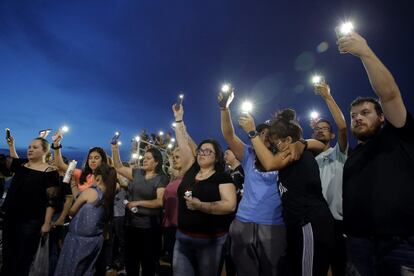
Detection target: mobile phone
<box><xmin>335</xmin><ymin>26</ymin><xmax>351</xmax><ymax>39</ymax></box>
<box><xmin>5</xmin><ymin>128</ymin><xmax>11</xmax><ymax>142</ymax></box>
<box><xmin>52</xmin><ymin>130</ymin><xmax>63</xmax><ymax>142</ymax></box>
<box><xmin>111</xmin><ymin>132</ymin><xmax>121</xmax><ymax>145</ymax></box>
<box><xmin>39</xmin><ymin>128</ymin><xmax>52</xmax><ymax>139</ymax></box>
<box><xmin>174</xmin><ymin>94</ymin><xmax>184</xmax><ymax>111</ymax></box>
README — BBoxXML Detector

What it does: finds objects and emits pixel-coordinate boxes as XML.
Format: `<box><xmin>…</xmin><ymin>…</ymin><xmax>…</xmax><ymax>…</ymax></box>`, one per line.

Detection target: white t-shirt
<box><xmin>315</xmin><ymin>143</ymin><xmax>347</xmax><ymax>220</ymax></box>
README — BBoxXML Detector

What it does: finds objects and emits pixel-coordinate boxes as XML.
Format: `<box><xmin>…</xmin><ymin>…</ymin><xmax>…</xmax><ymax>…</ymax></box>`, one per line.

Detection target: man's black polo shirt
<box><xmin>343</xmin><ymin>112</ymin><xmax>414</xmax><ymax>238</ymax></box>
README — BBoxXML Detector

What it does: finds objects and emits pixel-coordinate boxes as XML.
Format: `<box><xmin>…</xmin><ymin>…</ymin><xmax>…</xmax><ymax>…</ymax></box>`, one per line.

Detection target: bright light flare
<box><xmin>171</xmin><ymin>122</ymin><xmax>177</xmax><ymax>128</ymax></box>
<box><xmin>241</xmin><ymin>101</ymin><xmax>253</xmax><ymax>114</ymax></box>
<box><xmin>134</xmin><ymin>136</ymin><xmax>140</xmax><ymax>142</ymax></box>
<box><xmin>131</xmin><ymin>153</ymin><xmax>139</xmax><ymax>159</ymax></box>
<box><xmin>171</xmin><ymin>138</ymin><xmax>175</xmax><ymax>143</ymax></box>
<box><xmin>311</xmin><ymin>75</ymin><xmax>323</xmax><ymax>85</ymax></box>
<box><xmin>221</xmin><ymin>83</ymin><xmax>231</xmax><ymax>93</ymax></box>
<box><xmin>159</xmin><ymin>131</ymin><xmax>164</xmax><ymax>136</ymax></box>
<box><xmin>179</xmin><ymin>94</ymin><xmax>184</xmax><ymax>99</ymax></box>
<box><xmin>61</xmin><ymin>125</ymin><xmax>69</xmax><ymax>133</ymax></box>
<box><xmin>339</xmin><ymin>22</ymin><xmax>354</xmax><ymax>35</ymax></box>
<box><xmin>167</xmin><ymin>143</ymin><xmax>173</xmax><ymax>149</ymax></box>
<box><xmin>138</xmin><ymin>155</ymin><xmax>143</xmax><ymax>160</ymax></box>
<box><xmin>117</xmin><ymin>141</ymin><xmax>122</xmax><ymax>146</ymax></box>
<box><xmin>310</xmin><ymin>111</ymin><xmax>320</xmax><ymax>119</ymax></box>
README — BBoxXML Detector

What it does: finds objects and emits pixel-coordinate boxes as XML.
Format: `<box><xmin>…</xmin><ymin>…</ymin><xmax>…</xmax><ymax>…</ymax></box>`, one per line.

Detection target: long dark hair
<box><xmin>93</xmin><ymin>163</ymin><xmax>117</xmax><ymax>224</ymax></box>
<box><xmin>80</xmin><ymin>147</ymin><xmax>108</xmax><ymax>184</ymax></box>
<box><xmin>143</xmin><ymin>147</ymin><xmax>164</xmax><ymax>175</ymax></box>
<box><xmin>196</xmin><ymin>139</ymin><xmax>226</xmax><ymax>173</ymax></box>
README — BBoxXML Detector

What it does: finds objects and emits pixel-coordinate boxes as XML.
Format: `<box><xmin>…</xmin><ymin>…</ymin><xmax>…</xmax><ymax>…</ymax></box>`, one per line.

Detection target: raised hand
<box><xmin>172</xmin><ymin>103</ymin><xmax>184</xmax><ymax>121</ymax></box>
<box><xmin>314</xmin><ymin>82</ymin><xmax>331</xmax><ymax>99</ymax></box>
<box><xmin>52</xmin><ymin>132</ymin><xmax>63</xmax><ymax>145</ymax></box>
<box><xmin>6</xmin><ymin>135</ymin><xmax>14</xmax><ymax>147</ymax></box>
<box><xmin>238</xmin><ymin>113</ymin><xmax>256</xmax><ymax>133</ymax></box>
<box><xmin>337</xmin><ymin>32</ymin><xmax>371</xmax><ymax>58</ymax></box>
<box><xmin>218</xmin><ymin>87</ymin><xmax>235</xmax><ymax>109</ymax></box>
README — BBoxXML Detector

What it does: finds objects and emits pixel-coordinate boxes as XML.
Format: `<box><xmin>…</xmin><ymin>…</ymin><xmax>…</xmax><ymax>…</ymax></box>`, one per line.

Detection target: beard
<box><xmin>315</xmin><ymin>135</ymin><xmax>330</xmax><ymax>145</ymax></box>
<box><xmin>352</xmin><ymin>120</ymin><xmax>383</xmax><ymax>142</ymax></box>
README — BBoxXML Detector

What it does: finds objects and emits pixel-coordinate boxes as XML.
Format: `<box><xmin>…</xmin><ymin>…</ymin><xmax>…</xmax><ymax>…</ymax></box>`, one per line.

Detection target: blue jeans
<box><xmin>346</xmin><ymin>235</ymin><xmax>414</xmax><ymax>276</ymax></box>
<box><xmin>173</xmin><ymin>231</ymin><xmax>227</xmax><ymax>276</ymax></box>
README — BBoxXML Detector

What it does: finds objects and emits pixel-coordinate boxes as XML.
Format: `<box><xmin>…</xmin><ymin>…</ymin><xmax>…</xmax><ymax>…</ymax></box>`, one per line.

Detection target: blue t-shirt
<box><xmin>236</xmin><ymin>145</ymin><xmax>284</xmax><ymax>225</ymax></box>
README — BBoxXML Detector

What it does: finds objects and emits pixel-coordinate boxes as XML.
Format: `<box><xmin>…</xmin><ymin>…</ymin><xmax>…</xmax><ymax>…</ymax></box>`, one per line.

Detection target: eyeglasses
<box><xmin>314</xmin><ymin>127</ymin><xmax>331</xmax><ymax>132</ymax></box>
<box><xmin>196</xmin><ymin>149</ymin><xmax>215</xmax><ymax>156</ymax></box>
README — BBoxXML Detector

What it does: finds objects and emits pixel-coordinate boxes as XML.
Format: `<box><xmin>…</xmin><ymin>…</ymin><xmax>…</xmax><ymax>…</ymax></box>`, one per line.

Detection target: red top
<box><xmin>73</xmin><ymin>169</ymin><xmax>94</xmax><ymax>192</ymax></box>
<box><xmin>162</xmin><ymin>177</ymin><xmax>182</xmax><ymax>227</ymax></box>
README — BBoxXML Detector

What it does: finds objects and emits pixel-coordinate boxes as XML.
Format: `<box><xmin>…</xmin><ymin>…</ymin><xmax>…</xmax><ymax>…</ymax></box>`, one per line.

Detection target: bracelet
<box><xmin>220</xmin><ymin>107</ymin><xmax>228</xmax><ymax>111</ymax></box>
<box><xmin>51</xmin><ymin>143</ymin><xmax>62</xmax><ymax>150</ymax></box>
<box><xmin>175</xmin><ymin>120</ymin><xmax>183</xmax><ymax>123</ymax></box>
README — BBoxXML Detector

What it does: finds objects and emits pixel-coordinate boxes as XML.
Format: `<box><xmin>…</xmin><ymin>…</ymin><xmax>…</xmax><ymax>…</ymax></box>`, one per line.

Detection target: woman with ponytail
<box><xmin>54</xmin><ymin>163</ymin><xmax>117</xmax><ymax>276</ymax></box>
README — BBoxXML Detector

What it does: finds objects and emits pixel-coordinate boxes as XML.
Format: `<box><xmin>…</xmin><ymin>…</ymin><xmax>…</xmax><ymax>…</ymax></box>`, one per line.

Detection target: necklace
<box><xmin>196</xmin><ymin>169</ymin><xmax>215</xmax><ymax>180</ymax></box>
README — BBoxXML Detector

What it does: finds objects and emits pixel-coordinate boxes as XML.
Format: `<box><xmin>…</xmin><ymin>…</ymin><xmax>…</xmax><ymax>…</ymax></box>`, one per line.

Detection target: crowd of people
<box><xmin>0</xmin><ymin>31</ymin><xmax>413</xmax><ymax>276</ymax></box>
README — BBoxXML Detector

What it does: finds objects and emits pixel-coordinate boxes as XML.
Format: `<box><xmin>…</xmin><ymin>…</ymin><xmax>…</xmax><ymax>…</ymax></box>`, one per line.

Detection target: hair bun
<box><xmin>276</xmin><ymin>108</ymin><xmax>296</xmax><ymax>122</ymax></box>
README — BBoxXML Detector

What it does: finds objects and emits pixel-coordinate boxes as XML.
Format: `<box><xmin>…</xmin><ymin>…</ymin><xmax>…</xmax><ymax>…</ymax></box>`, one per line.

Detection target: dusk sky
<box><xmin>1</xmin><ymin>0</ymin><xmax>413</xmax><ymax>157</ymax></box>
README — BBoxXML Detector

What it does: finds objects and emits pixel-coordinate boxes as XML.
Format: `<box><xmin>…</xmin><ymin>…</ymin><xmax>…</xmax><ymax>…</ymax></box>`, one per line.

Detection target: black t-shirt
<box><xmin>278</xmin><ymin>151</ymin><xmax>332</xmax><ymax>228</ymax></box>
<box><xmin>177</xmin><ymin>162</ymin><xmax>235</xmax><ymax>236</ymax></box>
<box><xmin>2</xmin><ymin>158</ymin><xmax>59</xmax><ymax>221</ymax></box>
<box><xmin>343</xmin><ymin>112</ymin><xmax>414</xmax><ymax>238</ymax></box>
<box><xmin>230</xmin><ymin>165</ymin><xmax>244</xmax><ymax>194</ymax></box>
<box><xmin>54</xmin><ymin>176</ymin><xmax>73</xmax><ymax>214</ymax></box>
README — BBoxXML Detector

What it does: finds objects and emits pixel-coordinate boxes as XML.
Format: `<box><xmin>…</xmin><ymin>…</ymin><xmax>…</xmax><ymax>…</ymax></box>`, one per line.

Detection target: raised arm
<box><xmin>52</xmin><ymin>133</ymin><xmax>68</xmax><ymax>172</ymax></box>
<box><xmin>218</xmin><ymin>89</ymin><xmax>245</xmax><ymax>161</ymax></box>
<box><xmin>186</xmin><ymin>135</ymin><xmax>198</xmax><ymax>157</ymax></box>
<box><xmin>338</xmin><ymin>32</ymin><xmax>406</xmax><ymax>127</ymax></box>
<box><xmin>172</xmin><ymin>104</ymin><xmax>195</xmax><ymax>173</ymax></box>
<box><xmin>111</xmin><ymin>143</ymin><xmax>133</xmax><ymax>181</ymax></box>
<box><xmin>315</xmin><ymin>82</ymin><xmax>348</xmax><ymax>152</ymax></box>
<box><xmin>6</xmin><ymin>135</ymin><xmax>19</xmax><ymax>158</ymax></box>
<box><xmin>238</xmin><ymin>113</ymin><xmax>291</xmax><ymax>171</ymax></box>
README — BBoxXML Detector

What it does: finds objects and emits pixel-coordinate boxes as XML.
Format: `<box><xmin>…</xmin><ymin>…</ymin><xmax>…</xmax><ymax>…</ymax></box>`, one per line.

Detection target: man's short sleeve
<box><xmin>392</xmin><ymin>111</ymin><xmax>414</xmax><ymax>143</ymax></box>
<box><xmin>333</xmin><ymin>142</ymin><xmax>348</xmax><ymax>164</ymax></box>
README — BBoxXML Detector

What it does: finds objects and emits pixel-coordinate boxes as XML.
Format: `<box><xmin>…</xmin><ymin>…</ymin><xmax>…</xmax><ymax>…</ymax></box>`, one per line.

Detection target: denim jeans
<box><xmin>346</xmin><ymin>235</ymin><xmax>414</xmax><ymax>276</ymax></box>
<box><xmin>173</xmin><ymin>230</ymin><xmax>227</xmax><ymax>276</ymax></box>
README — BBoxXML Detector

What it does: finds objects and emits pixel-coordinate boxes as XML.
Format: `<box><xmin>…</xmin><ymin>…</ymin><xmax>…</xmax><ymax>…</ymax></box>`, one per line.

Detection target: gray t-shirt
<box><xmin>315</xmin><ymin>142</ymin><xmax>347</xmax><ymax>220</ymax></box>
<box><xmin>114</xmin><ymin>188</ymin><xmax>127</xmax><ymax>217</ymax></box>
<box><xmin>126</xmin><ymin>169</ymin><xmax>169</xmax><ymax>228</ymax></box>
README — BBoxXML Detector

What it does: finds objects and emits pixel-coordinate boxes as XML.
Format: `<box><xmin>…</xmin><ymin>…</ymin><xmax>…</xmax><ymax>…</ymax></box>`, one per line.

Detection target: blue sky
<box><xmin>1</xmin><ymin>0</ymin><xmax>413</xmax><ymax>156</ymax></box>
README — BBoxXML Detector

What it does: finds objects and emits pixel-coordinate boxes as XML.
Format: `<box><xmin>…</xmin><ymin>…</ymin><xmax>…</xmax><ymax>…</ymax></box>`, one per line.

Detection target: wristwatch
<box><xmin>299</xmin><ymin>138</ymin><xmax>308</xmax><ymax>151</ymax></box>
<box><xmin>248</xmin><ymin>130</ymin><xmax>259</xmax><ymax>139</ymax></box>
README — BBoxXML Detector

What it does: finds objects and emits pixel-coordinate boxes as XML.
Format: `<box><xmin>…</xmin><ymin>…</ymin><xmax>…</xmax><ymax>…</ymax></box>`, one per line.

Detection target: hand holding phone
<box><xmin>111</xmin><ymin>132</ymin><xmax>121</xmax><ymax>145</ymax></box>
<box><xmin>174</xmin><ymin>94</ymin><xmax>184</xmax><ymax>111</ymax></box>
<box><xmin>218</xmin><ymin>85</ymin><xmax>234</xmax><ymax>109</ymax></box>
<box><xmin>5</xmin><ymin>128</ymin><xmax>12</xmax><ymax>143</ymax></box>
<box><xmin>39</xmin><ymin>129</ymin><xmax>52</xmax><ymax>139</ymax></box>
